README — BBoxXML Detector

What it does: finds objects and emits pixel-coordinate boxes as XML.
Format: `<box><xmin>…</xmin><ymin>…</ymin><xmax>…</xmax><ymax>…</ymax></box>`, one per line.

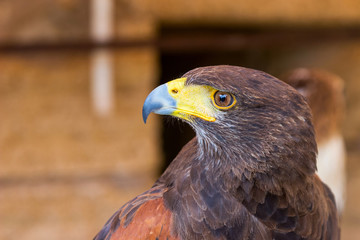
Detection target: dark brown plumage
<box><xmin>94</xmin><ymin>65</ymin><xmax>340</xmax><ymax>240</ymax></box>
<box><xmin>281</xmin><ymin>68</ymin><xmax>346</xmax><ymax>213</ymax></box>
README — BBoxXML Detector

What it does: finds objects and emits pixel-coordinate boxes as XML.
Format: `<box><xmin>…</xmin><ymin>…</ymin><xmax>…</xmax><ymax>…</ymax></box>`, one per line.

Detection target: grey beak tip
<box><xmin>142</xmin><ymin>106</ymin><xmax>150</xmax><ymax>124</ymax></box>
<box><xmin>141</xmin><ymin>83</ymin><xmax>175</xmax><ymax>124</ymax></box>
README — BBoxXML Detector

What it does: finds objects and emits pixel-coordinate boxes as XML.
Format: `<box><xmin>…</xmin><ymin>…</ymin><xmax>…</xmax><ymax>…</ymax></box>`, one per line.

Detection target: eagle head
<box><xmin>143</xmin><ymin>65</ymin><xmax>317</xmax><ymax>178</ymax></box>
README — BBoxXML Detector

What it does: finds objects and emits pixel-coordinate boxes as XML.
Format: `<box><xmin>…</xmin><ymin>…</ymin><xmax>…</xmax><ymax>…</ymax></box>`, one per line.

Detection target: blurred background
<box><xmin>1</xmin><ymin>0</ymin><xmax>360</xmax><ymax>239</ymax></box>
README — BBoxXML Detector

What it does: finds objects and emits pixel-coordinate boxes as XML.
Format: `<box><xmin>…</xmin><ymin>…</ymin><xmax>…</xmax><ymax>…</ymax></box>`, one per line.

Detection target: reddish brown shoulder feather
<box><xmin>110</xmin><ymin>198</ymin><xmax>177</xmax><ymax>240</ymax></box>
<box><xmin>94</xmin><ymin>186</ymin><xmax>179</xmax><ymax>240</ymax></box>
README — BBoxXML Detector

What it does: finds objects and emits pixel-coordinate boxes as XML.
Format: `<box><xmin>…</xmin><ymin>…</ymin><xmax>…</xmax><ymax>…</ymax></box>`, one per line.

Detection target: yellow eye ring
<box><xmin>211</xmin><ymin>90</ymin><xmax>236</xmax><ymax>109</ymax></box>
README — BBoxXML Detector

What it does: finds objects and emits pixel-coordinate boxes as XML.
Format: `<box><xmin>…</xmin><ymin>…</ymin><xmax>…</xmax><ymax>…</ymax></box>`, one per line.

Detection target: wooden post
<box><xmin>90</xmin><ymin>0</ymin><xmax>114</xmax><ymax>116</ymax></box>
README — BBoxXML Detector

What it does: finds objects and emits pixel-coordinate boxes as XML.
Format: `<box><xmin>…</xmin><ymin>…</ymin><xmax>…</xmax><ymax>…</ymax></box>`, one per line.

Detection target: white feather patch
<box><xmin>317</xmin><ymin>134</ymin><xmax>346</xmax><ymax>213</ymax></box>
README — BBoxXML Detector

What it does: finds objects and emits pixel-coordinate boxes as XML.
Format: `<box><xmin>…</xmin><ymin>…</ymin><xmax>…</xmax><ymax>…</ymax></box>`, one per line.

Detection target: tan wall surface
<box><xmin>1</xmin><ymin>0</ymin><xmax>360</xmax><ymax>45</ymax></box>
<box><xmin>0</xmin><ymin>0</ymin><xmax>89</xmax><ymax>44</ymax></box>
<box><xmin>147</xmin><ymin>0</ymin><xmax>360</xmax><ymax>26</ymax></box>
<box><xmin>0</xmin><ymin>48</ymin><xmax>160</xmax><ymax>240</ymax></box>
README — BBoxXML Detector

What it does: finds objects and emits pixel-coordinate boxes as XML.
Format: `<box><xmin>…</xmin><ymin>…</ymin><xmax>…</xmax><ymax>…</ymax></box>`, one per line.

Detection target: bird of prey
<box><xmin>281</xmin><ymin>68</ymin><xmax>346</xmax><ymax>214</ymax></box>
<box><xmin>94</xmin><ymin>65</ymin><xmax>340</xmax><ymax>240</ymax></box>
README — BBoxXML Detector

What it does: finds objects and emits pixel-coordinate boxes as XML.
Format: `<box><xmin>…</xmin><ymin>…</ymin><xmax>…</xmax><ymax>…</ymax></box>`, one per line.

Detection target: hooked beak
<box><xmin>142</xmin><ymin>78</ymin><xmax>216</xmax><ymax>123</ymax></box>
<box><xmin>142</xmin><ymin>83</ymin><xmax>176</xmax><ymax>123</ymax></box>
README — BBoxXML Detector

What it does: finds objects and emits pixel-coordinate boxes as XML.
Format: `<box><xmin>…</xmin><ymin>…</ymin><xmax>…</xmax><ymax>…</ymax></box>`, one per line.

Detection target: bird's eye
<box><xmin>212</xmin><ymin>91</ymin><xmax>236</xmax><ymax>109</ymax></box>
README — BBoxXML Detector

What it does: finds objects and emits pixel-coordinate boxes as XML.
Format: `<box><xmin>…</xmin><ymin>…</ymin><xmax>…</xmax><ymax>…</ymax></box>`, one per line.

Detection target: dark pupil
<box><xmin>215</xmin><ymin>91</ymin><xmax>233</xmax><ymax>107</ymax></box>
<box><xmin>219</xmin><ymin>94</ymin><xmax>227</xmax><ymax>102</ymax></box>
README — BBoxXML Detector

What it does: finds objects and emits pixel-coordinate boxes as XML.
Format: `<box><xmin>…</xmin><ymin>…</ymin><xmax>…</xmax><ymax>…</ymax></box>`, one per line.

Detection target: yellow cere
<box><xmin>166</xmin><ymin>77</ymin><xmax>217</xmax><ymax>122</ymax></box>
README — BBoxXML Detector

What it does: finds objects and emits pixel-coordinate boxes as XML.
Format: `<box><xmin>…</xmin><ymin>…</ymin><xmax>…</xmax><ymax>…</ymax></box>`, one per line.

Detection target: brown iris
<box><xmin>212</xmin><ymin>91</ymin><xmax>236</xmax><ymax>109</ymax></box>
